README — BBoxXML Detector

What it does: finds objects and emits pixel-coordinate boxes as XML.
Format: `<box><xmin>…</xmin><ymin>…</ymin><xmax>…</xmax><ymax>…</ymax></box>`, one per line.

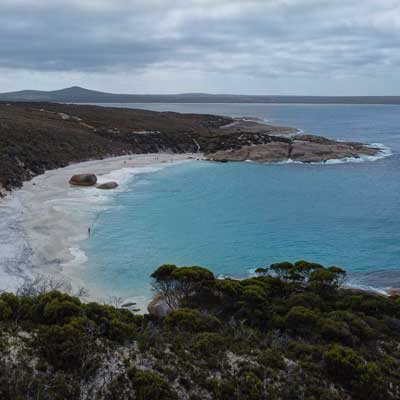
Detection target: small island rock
<box><xmin>69</xmin><ymin>174</ymin><xmax>97</xmax><ymax>186</ymax></box>
<box><xmin>96</xmin><ymin>181</ymin><xmax>119</xmax><ymax>190</ymax></box>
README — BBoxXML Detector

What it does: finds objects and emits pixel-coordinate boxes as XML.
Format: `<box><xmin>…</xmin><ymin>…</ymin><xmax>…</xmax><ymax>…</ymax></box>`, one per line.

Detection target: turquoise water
<box><xmin>82</xmin><ymin>104</ymin><xmax>400</xmax><ymax>302</ymax></box>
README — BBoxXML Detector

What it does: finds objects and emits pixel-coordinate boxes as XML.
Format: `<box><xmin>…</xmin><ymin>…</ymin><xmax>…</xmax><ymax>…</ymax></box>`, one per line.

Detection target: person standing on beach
<box><xmin>88</xmin><ymin>227</ymin><xmax>91</xmax><ymax>236</ymax></box>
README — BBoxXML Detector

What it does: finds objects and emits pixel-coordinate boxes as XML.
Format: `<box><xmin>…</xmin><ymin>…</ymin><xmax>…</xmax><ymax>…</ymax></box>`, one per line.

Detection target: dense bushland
<box><xmin>1</xmin><ymin>261</ymin><xmax>400</xmax><ymax>399</ymax></box>
<box><xmin>0</xmin><ymin>102</ymin><xmax>232</xmax><ymax>191</ymax></box>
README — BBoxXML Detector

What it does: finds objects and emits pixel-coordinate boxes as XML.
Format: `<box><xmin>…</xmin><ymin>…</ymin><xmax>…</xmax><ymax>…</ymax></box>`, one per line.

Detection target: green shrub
<box><xmin>151</xmin><ymin>265</ymin><xmax>215</xmax><ymax>308</ymax></box>
<box><xmin>192</xmin><ymin>332</ymin><xmax>227</xmax><ymax>356</ymax></box>
<box><xmin>325</xmin><ymin>344</ymin><xmax>388</xmax><ymax>399</ymax></box>
<box><xmin>324</xmin><ymin>344</ymin><xmax>364</xmax><ymax>382</ymax></box>
<box><xmin>258</xmin><ymin>348</ymin><xmax>286</xmax><ymax>370</ymax></box>
<box><xmin>318</xmin><ymin>318</ymin><xmax>353</xmax><ymax>344</ymax></box>
<box><xmin>215</xmin><ymin>279</ymin><xmax>243</xmax><ymax>297</ymax></box>
<box><xmin>43</xmin><ymin>300</ymin><xmax>82</xmax><ymax>324</ymax></box>
<box><xmin>0</xmin><ymin>301</ymin><xmax>12</xmax><ymax>321</ymax></box>
<box><xmin>128</xmin><ymin>368</ymin><xmax>178</xmax><ymax>400</ymax></box>
<box><xmin>241</xmin><ymin>284</ymin><xmax>267</xmax><ymax>304</ymax></box>
<box><xmin>209</xmin><ymin>378</ymin><xmax>236</xmax><ymax>400</ymax></box>
<box><xmin>165</xmin><ymin>308</ymin><xmax>221</xmax><ymax>332</ymax></box>
<box><xmin>37</xmin><ymin>324</ymin><xmax>87</xmax><ymax>372</ymax></box>
<box><xmin>288</xmin><ymin>292</ymin><xmax>325</xmax><ymax>310</ymax></box>
<box><xmin>0</xmin><ymin>293</ymin><xmax>22</xmax><ymax>322</ymax></box>
<box><xmin>31</xmin><ymin>291</ymin><xmax>81</xmax><ymax>324</ymax></box>
<box><xmin>285</xmin><ymin>306</ymin><xmax>319</xmax><ymax>333</ymax></box>
<box><xmin>238</xmin><ymin>371</ymin><xmax>264</xmax><ymax>400</ymax></box>
<box><xmin>255</xmin><ymin>267</ymin><xmax>268</xmax><ymax>275</ymax></box>
<box><xmin>287</xmin><ymin>341</ymin><xmax>322</xmax><ymax>362</ymax></box>
<box><xmin>309</xmin><ymin>267</ymin><xmax>346</xmax><ymax>294</ymax></box>
<box><xmin>327</xmin><ymin>311</ymin><xmax>375</xmax><ymax>341</ymax></box>
<box><xmin>270</xmin><ymin>261</ymin><xmax>293</xmax><ymax>280</ymax></box>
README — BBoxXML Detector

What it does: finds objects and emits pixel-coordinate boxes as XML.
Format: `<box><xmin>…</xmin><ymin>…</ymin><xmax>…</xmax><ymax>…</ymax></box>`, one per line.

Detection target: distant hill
<box><xmin>1</xmin><ymin>86</ymin><xmax>400</xmax><ymax>104</ymax></box>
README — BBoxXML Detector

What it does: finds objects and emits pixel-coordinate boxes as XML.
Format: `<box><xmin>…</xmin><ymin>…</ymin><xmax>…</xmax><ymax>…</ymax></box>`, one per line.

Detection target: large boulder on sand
<box><xmin>69</xmin><ymin>174</ymin><xmax>97</xmax><ymax>186</ymax></box>
<box><xmin>96</xmin><ymin>181</ymin><xmax>119</xmax><ymax>190</ymax></box>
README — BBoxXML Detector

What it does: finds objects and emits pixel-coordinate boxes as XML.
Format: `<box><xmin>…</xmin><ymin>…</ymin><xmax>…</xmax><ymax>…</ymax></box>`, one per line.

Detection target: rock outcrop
<box><xmin>96</xmin><ymin>181</ymin><xmax>118</xmax><ymax>190</ymax></box>
<box><xmin>69</xmin><ymin>174</ymin><xmax>97</xmax><ymax>186</ymax></box>
<box><xmin>147</xmin><ymin>295</ymin><xmax>172</xmax><ymax>318</ymax></box>
<box><xmin>207</xmin><ymin>134</ymin><xmax>380</xmax><ymax>164</ymax></box>
<box><xmin>208</xmin><ymin>142</ymin><xmax>291</xmax><ymax>163</ymax></box>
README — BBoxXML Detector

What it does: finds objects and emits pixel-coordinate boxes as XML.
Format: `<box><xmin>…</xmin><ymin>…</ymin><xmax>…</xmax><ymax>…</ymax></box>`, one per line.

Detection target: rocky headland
<box><xmin>0</xmin><ymin>102</ymin><xmax>381</xmax><ymax>195</ymax></box>
<box><xmin>207</xmin><ymin>133</ymin><xmax>380</xmax><ymax>163</ymax></box>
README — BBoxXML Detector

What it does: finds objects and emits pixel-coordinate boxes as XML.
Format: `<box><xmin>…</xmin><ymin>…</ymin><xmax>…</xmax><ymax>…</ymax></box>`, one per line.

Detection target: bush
<box><xmin>0</xmin><ymin>301</ymin><xmax>12</xmax><ymax>321</ymax></box>
<box><xmin>324</xmin><ymin>344</ymin><xmax>364</xmax><ymax>382</ymax></box>
<box><xmin>128</xmin><ymin>368</ymin><xmax>178</xmax><ymax>400</ymax></box>
<box><xmin>237</xmin><ymin>371</ymin><xmax>265</xmax><ymax>400</ymax></box>
<box><xmin>37</xmin><ymin>324</ymin><xmax>87</xmax><ymax>372</ymax></box>
<box><xmin>165</xmin><ymin>308</ymin><xmax>221</xmax><ymax>332</ymax></box>
<box><xmin>325</xmin><ymin>344</ymin><xmax>388</xmax><ymax>399</ymax></box>
<box><xmin>31</xmin><ymin>291</ymin><xmax>81</xmax><ymax>324</ymax></box>
<box><xmin>327</xmin><ymin>311</ymin><xmax>375</xmax><ymax>341</ymax></box>
<box><xmin>258</xmin><ymin>349</ymin><xmax>286</xmax><ymax>370</ymax></box>
<box><xmin>192</xmin><ymin>332</ymin><xmax>227</xmax><ymax>356</ymax></box>
<box><xmin>270</xmin><ymin>261</ymin><xmax>293</xmax><ymax>280</ymax></box>
<box><xmin>288</xmin><ymin>292</ymin><xmax>325</xmax><ymax>310</ymax></box>
<box><xmin>151</xmin><ymin>265</ymin><xmax>215</xmax><ymax>309</ymax></box>
<box><xmin>291</xmin><ymin>260</ymin><xmax>323</xmax><ymax>282</ymax></box>
<box><xmin>43</xmin><ymin>300</ymin><xmax>82</xmax><ymax>324</ymax></box>
<box><xmin>318</xmin><ymin>318</ymin><xmax>353</xmax><ymax>344</ymax></box>
<box><xmin>309</xmin><ymin>267</ymin><xmax>346</xmax><ymax>295</ymax></box>
<box><xmin>285</xmin><ymin>306</ymin><xmax>320</xmax><ymax>333</ymax></box>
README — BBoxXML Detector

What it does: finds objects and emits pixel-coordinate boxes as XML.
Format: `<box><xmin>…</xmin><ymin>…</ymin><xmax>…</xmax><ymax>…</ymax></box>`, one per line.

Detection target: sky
<box><xmin>0</xmin><ymin>0</ymin><xmax>399</xmax><ymax>95</ymax></box>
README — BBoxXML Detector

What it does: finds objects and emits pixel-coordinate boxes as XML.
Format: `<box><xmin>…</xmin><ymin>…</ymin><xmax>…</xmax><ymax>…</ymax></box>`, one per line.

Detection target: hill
<box><xmin>1</xmin><ymin>86</ymin><xmax>400</xmax><ymax>104</ymax></box>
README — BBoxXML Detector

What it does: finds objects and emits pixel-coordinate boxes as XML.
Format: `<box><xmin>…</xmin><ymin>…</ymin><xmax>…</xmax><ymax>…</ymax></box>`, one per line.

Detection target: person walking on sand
<box><xmin>88</xmin><ymin>227</ymin><xmax>91</xmax><ymax>237</ymax></box>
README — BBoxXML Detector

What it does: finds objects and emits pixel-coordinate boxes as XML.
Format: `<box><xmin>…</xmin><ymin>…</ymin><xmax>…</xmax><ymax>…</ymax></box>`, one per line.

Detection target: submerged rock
<box><xmin>96</xmin><ymin>181</ymin><xmax>118</xmax><ymax>190</ymax></box>
<box><xmin>69</xmin><ymin>174</ymin><xmax>97</xmax><ymax>186</ymax></box>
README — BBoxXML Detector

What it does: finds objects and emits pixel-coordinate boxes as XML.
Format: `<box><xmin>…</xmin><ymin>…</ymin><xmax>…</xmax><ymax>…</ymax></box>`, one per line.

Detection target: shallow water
<box><xmin>80</xmin><ymin>104</ymin><xmax>400</xmax><ymax>304</ymax></box>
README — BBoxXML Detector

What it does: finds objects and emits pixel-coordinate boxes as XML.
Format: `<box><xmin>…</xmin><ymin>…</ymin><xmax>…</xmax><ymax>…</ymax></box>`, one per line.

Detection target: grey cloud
<box><xmin>0</xmin><ymin>0</ymin><xmax>399</xmax><ymax>93</ymax></box>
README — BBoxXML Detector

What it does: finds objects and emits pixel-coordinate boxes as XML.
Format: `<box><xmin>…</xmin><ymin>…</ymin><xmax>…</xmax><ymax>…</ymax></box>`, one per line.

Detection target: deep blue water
<box><xmin>82</xmin><ymin>104</ymin><xmax>400</xmax><ymax>302</ymax></box>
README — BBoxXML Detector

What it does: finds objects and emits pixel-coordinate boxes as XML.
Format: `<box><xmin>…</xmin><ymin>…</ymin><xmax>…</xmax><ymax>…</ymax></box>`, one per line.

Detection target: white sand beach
<box><xmin>0</xmin><ymin>153</ymin><xmax>202</xmax><ymax>296</ymax></box>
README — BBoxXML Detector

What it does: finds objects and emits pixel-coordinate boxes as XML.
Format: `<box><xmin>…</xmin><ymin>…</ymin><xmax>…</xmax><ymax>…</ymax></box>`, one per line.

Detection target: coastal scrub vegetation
<box><xmin>1</xmin><ymin>260</ymin><xmax>400</xmax><ymax>399</ymax></box>
<box><xmin>0</xmin><ymin>102</ymin><xmax>374</xmax><ymax>194</ymax></box>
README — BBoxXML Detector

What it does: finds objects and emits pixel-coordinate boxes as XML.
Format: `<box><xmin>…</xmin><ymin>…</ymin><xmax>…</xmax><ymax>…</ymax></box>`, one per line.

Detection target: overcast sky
<box><xmin>0</xmin><ymin>0</ymin><xmax>399</xmax><ymax>95</ymax></box>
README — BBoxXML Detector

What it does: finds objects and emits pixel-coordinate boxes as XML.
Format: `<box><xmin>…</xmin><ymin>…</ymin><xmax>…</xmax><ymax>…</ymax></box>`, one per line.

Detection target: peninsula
<box><xmin>0</xmin><ymin>102</ymin><xmax>380</xmax><ymax>195</ymax></box>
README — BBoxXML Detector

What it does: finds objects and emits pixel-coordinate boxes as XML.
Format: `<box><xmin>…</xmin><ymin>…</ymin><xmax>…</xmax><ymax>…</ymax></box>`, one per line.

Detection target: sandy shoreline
<box><xmin>0</xmin><ymin>150</ymin><xmax>396</xmax><ymax>307</ymax></box>
<box><xmin>0</xmin><ymin>153</ymin><xmax>203</xmax><ymax>297</ymax></box>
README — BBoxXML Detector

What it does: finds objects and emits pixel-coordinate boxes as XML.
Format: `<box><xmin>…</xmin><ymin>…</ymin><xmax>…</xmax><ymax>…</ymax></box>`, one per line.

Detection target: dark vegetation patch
<box><xmin>0</xmin><ymin>102</ymin><xmax>297</xmax><ymax>192</ymax></box>
<box><xmin>1</xmin><ymin>260</ymin><xmax>400</xmax><ymax>399</ymax></box>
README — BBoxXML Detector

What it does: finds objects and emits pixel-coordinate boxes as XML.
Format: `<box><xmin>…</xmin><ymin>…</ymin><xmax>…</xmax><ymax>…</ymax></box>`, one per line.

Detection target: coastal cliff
<box><xmin>0</xmin><ymin>102</ymin><xmax>380</xmax><ymax>194</ymax></box>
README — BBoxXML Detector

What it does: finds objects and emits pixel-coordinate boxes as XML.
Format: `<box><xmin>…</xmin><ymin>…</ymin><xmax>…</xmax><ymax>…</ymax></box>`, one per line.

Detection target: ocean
<box><xmin>77</xmin><ymin>103</ymin><xmax>400</xmax><ymax>306</ymax></box>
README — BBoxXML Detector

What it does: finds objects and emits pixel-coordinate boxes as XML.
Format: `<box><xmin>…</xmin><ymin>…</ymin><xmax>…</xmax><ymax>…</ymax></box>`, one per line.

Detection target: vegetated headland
<box><xmin>1</xmin><ymin>85</ymin><xmax>400</xmax><ymax>104</ymax></box>
<box><xmin>0</xmin><ymin>101</ymin><xmax>381</xmax><ymax>196</ymax></box>
<box><xmin>1</xmin><ymin>261</ymin><xmax>400</xmax><ymax>399</ymax></box>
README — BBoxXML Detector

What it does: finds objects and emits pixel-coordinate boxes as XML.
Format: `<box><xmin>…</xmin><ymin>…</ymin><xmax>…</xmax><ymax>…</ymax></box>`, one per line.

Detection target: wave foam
<box><xmin>0</xmin><ymin>154</ymin><xmax>195</xmax><ymax>298</ymax></box>
<box><xmin>323</xmin><ymin>143</ymin><xmax>392</xmax><ymax>164</ymax></box>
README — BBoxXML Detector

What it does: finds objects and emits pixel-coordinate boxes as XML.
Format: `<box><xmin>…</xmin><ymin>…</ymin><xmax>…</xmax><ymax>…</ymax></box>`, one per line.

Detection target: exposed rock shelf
<box><xmin>207</xmin><ymin>134</ymin><xmax>380</xmax><ymax>163</ymax></box>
